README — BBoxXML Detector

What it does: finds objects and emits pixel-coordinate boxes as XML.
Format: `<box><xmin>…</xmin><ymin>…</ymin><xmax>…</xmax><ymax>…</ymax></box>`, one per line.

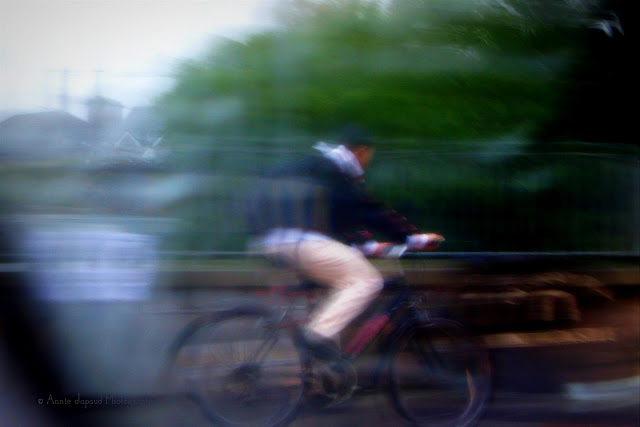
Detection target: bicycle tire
<box><xmin>167</xmin><ymin>305</ymin><xmax>305</xmax><ymax>427</ymax></box>
<box><xmin>388</xmin><ymin>318</ymin><xmax>492</xmax><ymax>427</ymax></box>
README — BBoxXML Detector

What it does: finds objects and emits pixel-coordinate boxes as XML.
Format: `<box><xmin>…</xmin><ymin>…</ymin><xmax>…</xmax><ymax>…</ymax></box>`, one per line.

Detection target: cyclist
<box><xmin>246</xmin><ymin>125</ymin><xmax>444</xmax><ymax>361</ymax></box>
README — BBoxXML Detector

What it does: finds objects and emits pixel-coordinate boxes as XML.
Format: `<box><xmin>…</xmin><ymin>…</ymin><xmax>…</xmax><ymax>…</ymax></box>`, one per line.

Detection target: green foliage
<box><xmin>151</xmin><ymin>0</ymin><xmax>638</xmax><ymax>254</ymax></box>
<box><xmin>156</xmin><ymin>0</ymin><xmax>590</xmax><ymax>145</ymax></box>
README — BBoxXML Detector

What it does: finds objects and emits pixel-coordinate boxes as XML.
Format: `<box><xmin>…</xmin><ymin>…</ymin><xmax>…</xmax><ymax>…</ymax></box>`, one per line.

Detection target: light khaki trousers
<box><xmin>264</xmin><ymin>239</ymin><xmax>384</xmax><ymax>339</ymax></box>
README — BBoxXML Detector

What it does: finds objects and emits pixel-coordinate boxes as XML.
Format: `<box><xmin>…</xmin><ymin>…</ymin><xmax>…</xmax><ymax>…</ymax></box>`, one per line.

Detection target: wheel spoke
<box><xmin>168</xmin><ymin>308</ymin><xmax>304</xmax><ymax>426</ymax></box>
<box><xmin>390</xmin><ymin>319</ymin><xmax>491</xmax><ymax>427</ymax></box>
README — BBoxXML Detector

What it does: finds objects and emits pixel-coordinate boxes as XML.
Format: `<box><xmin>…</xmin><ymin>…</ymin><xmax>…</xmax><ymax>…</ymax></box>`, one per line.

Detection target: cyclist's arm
<box><xmin>334</xmin><ymin>182</ymin><xmax>444</xmax><ymax>251</ymax></box>
<box><xmin>334</xmin><ymin>182</ymin><xmax>420</xmax><ymax>242</ymax></box>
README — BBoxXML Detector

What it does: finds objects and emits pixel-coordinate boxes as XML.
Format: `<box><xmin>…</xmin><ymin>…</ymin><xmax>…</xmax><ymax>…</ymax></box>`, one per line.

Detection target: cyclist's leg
<box><xmin>269</xmin><ymin>239</ymin><xmax>384</xmax><ymax>341</ymax></box>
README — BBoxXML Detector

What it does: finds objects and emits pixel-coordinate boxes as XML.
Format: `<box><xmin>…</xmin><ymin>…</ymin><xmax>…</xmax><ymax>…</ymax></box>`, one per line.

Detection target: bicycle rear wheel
<box><xmin>167</xmin><ymin>306</ymin><xmax>304</xmax><ymax>427</ymax></box>
<box><xmin>389</xmin><ymin>318</ymin><xmax>492</xmax><ymax>427</ymax></box>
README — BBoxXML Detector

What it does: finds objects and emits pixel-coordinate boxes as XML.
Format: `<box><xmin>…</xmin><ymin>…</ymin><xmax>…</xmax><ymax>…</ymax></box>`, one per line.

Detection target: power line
<box><xmin>41</xmin><ymin>68</ymin><xmax>173</xmax><ymax>111</ymax></box>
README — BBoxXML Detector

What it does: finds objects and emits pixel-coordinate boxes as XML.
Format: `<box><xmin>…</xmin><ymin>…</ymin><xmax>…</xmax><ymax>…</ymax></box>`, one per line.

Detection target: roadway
<box><xmin>1</xmin><ymin>251</ymin><xmax>638</xmax><ymax>426</ymax></box>
<box><xmin>4</xmin><ymin>287</ymin><xmax>635</xmax><ymax>427</ymax></box>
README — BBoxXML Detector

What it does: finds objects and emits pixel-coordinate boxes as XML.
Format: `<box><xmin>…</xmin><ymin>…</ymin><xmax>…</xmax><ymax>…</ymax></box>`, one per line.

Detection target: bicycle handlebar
<box><xmin>355</xmin><ymin>236</ymin><xmax>445</xmax><ymax>259</ymax></box>
<box><xmin>357</xmin><ymin>240</ymin><xmax>445</xmax><ymax>259</ymax></box>
<box><xmin>379</xmin><ymin>244</ymin><xmax>409</xmax><ymax>259</ymax></box>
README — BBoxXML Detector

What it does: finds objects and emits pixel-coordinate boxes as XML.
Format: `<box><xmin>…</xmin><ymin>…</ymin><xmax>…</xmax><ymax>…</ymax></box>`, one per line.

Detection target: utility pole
<box><xmin>58</xmin><ymin>69</ymin><xmax>69</xmax><ymax>112</ymax></box>
<box><xmin>94</xmin><ymin>69</ymin><xmax>104</xmax><ymax>97</ymax></box>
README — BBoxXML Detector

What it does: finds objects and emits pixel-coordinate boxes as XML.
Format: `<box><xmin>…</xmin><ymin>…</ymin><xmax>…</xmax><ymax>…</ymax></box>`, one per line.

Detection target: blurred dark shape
<box><xmin>0</xmin><ymin>224</ymin><xmax>78</xmax><ymax>426</ymax></box>
<box><xmin>538</xmin><ymin>0</ymin><xmax>633</xmax><ymax>144</ymax></box>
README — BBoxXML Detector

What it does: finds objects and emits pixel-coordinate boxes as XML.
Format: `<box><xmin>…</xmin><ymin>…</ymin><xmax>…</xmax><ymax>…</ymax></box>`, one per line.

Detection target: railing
<box><xmin>2</xmin><ymin>141</ymin><xmax>638</xmax><ymax>255</ymax></box>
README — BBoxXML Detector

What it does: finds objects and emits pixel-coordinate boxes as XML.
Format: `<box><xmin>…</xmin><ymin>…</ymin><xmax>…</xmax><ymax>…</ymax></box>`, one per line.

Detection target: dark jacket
<box><xmin>246</xmin><ymin>152</ymin><xmax>419</xmax><ymax>243</ymax></box>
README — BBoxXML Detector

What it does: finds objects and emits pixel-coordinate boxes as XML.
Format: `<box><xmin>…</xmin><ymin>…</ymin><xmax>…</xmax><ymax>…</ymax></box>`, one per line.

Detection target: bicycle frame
<box><xmin>167</xmin><ymin>242</ymin><xmax>492</xmax><ymax>427</ymax></box>
<box><xmin>343</xmin><ymin>279</ymin><xmax>417</xmax><ymax>359</ymax></box>
<box><xmin>271</xmin><ymin>276</ymin><xmax>428</xmax><ymax>363</ymax></box>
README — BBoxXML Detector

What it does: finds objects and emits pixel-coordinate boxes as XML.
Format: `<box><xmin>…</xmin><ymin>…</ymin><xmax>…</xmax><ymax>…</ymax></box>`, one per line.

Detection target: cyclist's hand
<box><xmin>358</xmin><ymin>241</ymin><xmax>395</xmax><ymax>258</ymax></box>
<box><xmin>407</xmin><ymin>233</ymin><xmax>445</xmax><ymax>251</ymax></box>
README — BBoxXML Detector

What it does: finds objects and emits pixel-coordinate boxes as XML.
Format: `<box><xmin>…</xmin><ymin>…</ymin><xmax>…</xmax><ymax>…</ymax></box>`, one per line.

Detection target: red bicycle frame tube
<box><xmin>344</xmin><ymin>312</ymin><xmax>390</xmax><ymax>357</ymax></box>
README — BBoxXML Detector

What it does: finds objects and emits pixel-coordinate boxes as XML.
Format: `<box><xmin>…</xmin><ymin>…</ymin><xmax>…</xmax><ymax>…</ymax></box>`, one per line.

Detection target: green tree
<box><xmin>157</xmin><ymin>0</ymin><xmax>594</xmax><ymax>150</ymax></box>
<box><xmin>154</xmin><ymin>0</ymin><xmax>638</xmax><ymax>254</ymax></box>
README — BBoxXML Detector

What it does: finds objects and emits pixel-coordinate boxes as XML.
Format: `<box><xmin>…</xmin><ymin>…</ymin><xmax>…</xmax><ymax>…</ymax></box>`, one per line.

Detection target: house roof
<box><xmin>0</xmin><ymin>111</ymin><xmax>91</xmax><ymax>144</ymax></box>
<box><xmin>85</xmin><ymin>96</ymin><xmax>124</xmax><ymax>108</ymax></box>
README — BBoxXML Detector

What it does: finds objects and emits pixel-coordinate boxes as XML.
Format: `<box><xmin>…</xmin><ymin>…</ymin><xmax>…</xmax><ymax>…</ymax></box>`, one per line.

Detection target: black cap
<box><xmin>339</xmin><ymin>124</ymin><xmax>374</xmax><ymax>148</ymax></box>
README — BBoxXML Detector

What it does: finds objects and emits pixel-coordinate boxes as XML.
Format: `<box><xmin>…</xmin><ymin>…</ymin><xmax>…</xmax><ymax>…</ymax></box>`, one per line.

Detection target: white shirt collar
<box><xmin>313</xmin><ymin>142</ymin><xmax>364</xmax><ymax>179</ymax></box>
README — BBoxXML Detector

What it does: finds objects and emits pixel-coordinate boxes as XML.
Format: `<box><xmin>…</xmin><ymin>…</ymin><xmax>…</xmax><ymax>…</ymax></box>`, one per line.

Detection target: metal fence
<box><xmin>168</xmin><ymin>143</ymin><xmax>639</xmax><ymax>254</ymax></box>
<box><xmin>1</xmin><ymin>142</ymin><xmax>638</xmax><ymax>255</ymax></box>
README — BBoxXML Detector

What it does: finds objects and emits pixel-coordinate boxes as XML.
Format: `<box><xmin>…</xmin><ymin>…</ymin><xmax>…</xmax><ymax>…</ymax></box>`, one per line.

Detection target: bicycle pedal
<box><xmin>324</xmin><ymin>384</ymin><xmax>357</xmax><ymax>408</ymax></box>
<box><xmin>303</xmin><ymin>375</ymin><xmax>323</xmax><ymax>394</ymax></box>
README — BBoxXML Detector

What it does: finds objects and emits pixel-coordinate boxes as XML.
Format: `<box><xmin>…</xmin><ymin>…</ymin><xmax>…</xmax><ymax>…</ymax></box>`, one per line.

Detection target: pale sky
<box><xmin>0</xmin><ymin>0</ymin><xmax>279</xmax><ymax>119</ymax></box>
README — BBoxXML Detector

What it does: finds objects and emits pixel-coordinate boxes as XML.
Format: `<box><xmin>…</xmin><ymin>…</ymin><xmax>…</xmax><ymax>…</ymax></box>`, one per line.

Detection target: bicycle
<box><xmin>166</xmin><ymin>244</ymin><xmax>492</xmax><ymax>426</ymax></box>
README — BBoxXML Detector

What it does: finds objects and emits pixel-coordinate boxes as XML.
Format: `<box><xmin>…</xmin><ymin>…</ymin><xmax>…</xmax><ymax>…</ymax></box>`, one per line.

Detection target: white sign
<box><xmin>24</xmin><ymin>229</ymin><xmax>157</xmax><ymax>301</ymax></box>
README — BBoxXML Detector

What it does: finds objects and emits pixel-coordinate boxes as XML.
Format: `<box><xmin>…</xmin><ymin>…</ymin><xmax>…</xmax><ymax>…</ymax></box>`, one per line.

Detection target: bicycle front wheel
<box><xmin>389</xmin><ymin>318</ymin><xmax>492</xmax><ymax>427</ymax></box>
<box><xmin>167</xmin><ymin>306</ymin><xmax>304</xmax><ymax>427</ymax></box>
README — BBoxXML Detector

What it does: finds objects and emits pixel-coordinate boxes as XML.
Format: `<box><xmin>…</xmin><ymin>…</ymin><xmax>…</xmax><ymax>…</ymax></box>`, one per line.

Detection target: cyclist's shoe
<box><xmin>295</xmin><ymin>329</ymin><xmax>342</xmax><ymax>362</ymax></box>
<box><xmin>305</xmin><ymin>359</ymin><xmax>358</xmax><ymax>408</ymax></box>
